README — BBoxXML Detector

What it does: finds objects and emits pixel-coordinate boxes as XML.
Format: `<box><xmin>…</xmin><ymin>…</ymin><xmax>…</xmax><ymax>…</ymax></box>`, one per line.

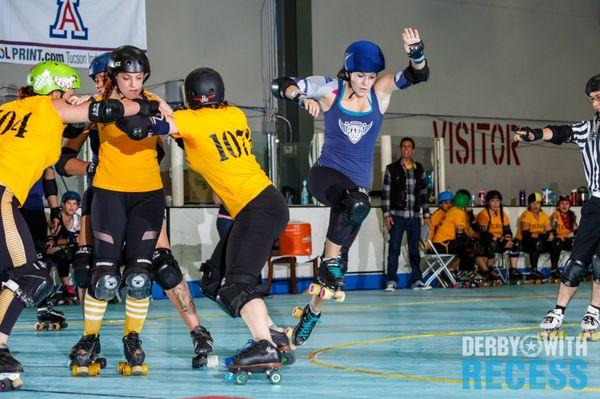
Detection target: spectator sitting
<box><xmin>474</xmin><ymin>190</ymin><xmax>523</xmax><ymax>283</ymax></box>
<box><xmin>548</xmin><ymin>196</ymin><xmax>578</xmax><ymax>281</ymax></box>
<box><xmin>516</xmin><ymin>192</ymin><xmax>553</xmax><ymax>281</ymax></box>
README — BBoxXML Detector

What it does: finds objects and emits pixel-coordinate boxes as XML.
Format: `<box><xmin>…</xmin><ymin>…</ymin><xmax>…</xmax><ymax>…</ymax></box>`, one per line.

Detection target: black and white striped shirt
<box><xmin>550</xmin><ymin>115</ymin><xmax>600</xmax><ymax>193</ymax></box>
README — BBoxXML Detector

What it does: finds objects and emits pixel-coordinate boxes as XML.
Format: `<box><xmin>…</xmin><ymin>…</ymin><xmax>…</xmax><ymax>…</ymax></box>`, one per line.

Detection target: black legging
<box><xmin>522</xmin><ymin>233</ymin><xmax>552</xmax><ymax>269</ymax></box>
<box><xmin>308</xmin><ymin>164</ymin><xmax>366</xmax><ymax>248</ymax></box>
<box><xmin>89</xmin><ymin>187</ymin><xmax>164</xmax><ymax>297</ymax></box>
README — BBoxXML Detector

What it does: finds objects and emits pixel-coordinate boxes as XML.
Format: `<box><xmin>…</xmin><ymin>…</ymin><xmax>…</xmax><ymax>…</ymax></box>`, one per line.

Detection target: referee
<box><xmin>514</xmin><ymin>74</ymin><xmax>600</xmax><ymax>339</ymax></box>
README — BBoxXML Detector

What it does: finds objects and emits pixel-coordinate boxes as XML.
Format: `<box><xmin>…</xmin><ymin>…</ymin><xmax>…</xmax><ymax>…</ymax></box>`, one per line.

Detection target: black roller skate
<box><xmin>308</xmin><ymin>257</ymin><xmax>345</xmax><ymax>302</ymax></box>
<box><xmin>0</xmin><ymin>348</ymin><xmax>23</xmax><ymax>391</ymax></box>
<box><xmin>35</xmin><ymin>303</ymin><xmax>68</xmax><ymax>331</ymax></box>
<box><xmin>118</xmin><ymin>332</ymin><xmax>147</xmax><ymax>376</ymax></box>
<box><xmin>527</xmin><ymin>269</ymin><xmax>544</xmax><ymax>284</ymax></box>
<box><xmin>285</xmin><ymin>304</ymin><xmax>321</xmax><ymax>348</ymax></box>
<box><xmin>549</xmin><ymin>269</ymin><xmax>562</xmax><ymax>284</ymax></box>
<box><xmin>509</xmin><ymin>269</ymin><xmax>525</xmax><ymax>285</ymax></box>
<box><xmin>225</xmin><ymin>339</ymin><xmax>281</xmax><ymax>385</ymax></box>
<box><xmin>270</xmin><ymin>327</ymin><xmax>295</xmax><ymax>365</ymax></box>
<box><xmin>69</xmin><ymin>334</ymin><xmax>106</xmax><ymax>377</ymax></box>
<box><xmin>190</xmin><ymin>325</ymin><xmax>214</xmax><ymax>369</ymax></box>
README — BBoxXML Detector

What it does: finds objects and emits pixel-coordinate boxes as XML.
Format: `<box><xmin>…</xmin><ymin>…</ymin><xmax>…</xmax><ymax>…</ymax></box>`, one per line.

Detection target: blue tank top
<box><xmin>22</xmin><ymin>178</ymin><xmax>44</xmax><ymax>210</ymax></box>
<box><xmin>317</xmin><ymin>80</ymin><xmax>384</xmax><ymax>188</ymax></box>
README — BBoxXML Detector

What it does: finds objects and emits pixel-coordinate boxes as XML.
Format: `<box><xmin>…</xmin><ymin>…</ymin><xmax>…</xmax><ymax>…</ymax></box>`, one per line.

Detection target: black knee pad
<box><xmin>72</xmin><ymin>246</ymin><xmax>93</xmax><ymax>289</ymax></box>
<box><xmin>122</xmin><ymin>258</ymin><xmax>153</xmax><ymax>299</ymax></box>
<box><xmin>343</xmin><ymin>187</ymin><xmax>371</xmax><ymax>226</ymax></box>
<box><xmin>90</xmin><ymin>259</ymin><xmax>122</xmax><ymax>301</ymax></box>
<box><xmin>592</xmin><ymin>255</ymin><xmax>600</xmax><ymax>285</ymax></box>
<box><xmin>216</xmin><ymin>276</ymin><xmax>263</xmax><ymax>318</ymax></box>
<box><xmin>51</xmin><ymin>246</ymin><xmax>71</xmax><ymax>265</ymax></box>
<box><xmin>151</xmin><ymin>248</ymin><xmax>183</xmax><ymax>291</ymax></box>
<box><xmin>561</xmin><ymin>259</ymin><xmax>587</xmax><ymax>287</ymax></box>
<box><xmin>200</xmin><ymin>259</ymin><xmax>224</xmax><ymax>302</ymax></box>
<box><xmin>5</xmin><ymin>259</ymin><xmax>53</xmax><ymax>306</ymax></box>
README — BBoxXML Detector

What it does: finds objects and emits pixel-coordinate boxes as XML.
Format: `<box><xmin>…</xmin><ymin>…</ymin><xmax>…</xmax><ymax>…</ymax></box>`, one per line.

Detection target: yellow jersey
<box><xmin>173</xmin><ymin>106</ymin><xmax>271</xmax><ymax>218</ymax></box>
<box><xmin>516</xmin><ymin>210</ymin><xmax>550</xmax><ymax>239</ymax></box>
<box><xmin>0</xmin><ymin>96</ymin><xmax>64</xmax><ymax>205</ymax></box>
<box><xmin>475</xmin><ymin>208</ymin><xmax>510</xmax><ymax>239</ymax></box>
<box><xmin>433</xmin><ymin>207</ymin><xmax>472</xmax><ymax>243</ymax></box>
<box><xmin>428</xmin><ymin>208</ymin><xmax>446</xmax><ymax>241</ymax></box>
<box><xmin>551</xmin><ymin>210</ymin><xmax>576</xmax><ymax>239</ymax></box>
<box><xmin>93</xmin><ymin>92</ymin><xmax>162</xmax><ymax>192</ymax></box>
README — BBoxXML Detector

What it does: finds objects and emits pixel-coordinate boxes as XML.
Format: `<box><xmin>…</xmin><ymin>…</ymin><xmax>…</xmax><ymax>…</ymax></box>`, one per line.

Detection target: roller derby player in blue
<box><xmin>271</xmin><ymin>27</ymin><xmax>430</xmax><ymax>348</ymax></box>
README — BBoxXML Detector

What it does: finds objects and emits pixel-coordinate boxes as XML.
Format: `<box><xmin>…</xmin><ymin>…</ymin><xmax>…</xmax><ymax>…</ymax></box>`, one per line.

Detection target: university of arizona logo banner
<box><xmin>0</xmin><ymin>0</ymin><xmax>146</xmax><ymax>67</ymax></box>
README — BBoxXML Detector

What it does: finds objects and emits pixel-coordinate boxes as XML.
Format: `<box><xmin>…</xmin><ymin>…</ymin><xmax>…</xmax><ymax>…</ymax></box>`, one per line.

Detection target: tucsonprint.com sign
<box><xmin>0</xmin><ymin>0</ymin><xmax>147</xmax><ymax>67</ymax></box>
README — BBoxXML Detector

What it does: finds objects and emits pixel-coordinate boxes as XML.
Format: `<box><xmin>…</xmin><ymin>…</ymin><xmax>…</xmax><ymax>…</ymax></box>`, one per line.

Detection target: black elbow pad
<box><xmin>55</xmin><ymin>147</ymin><xmax>78</xmax><ymax>177</ymax></box>
<box><xmin>403</xmin><ymin>62</ymin><xmax>430</xmax><ymax>84</ymax></box>
<box><xmin>271</xmin><ymin>77</ymin><xmax>297</xmax><ymax>99</ymax></box>
<box><xmin>42</xmin><ymin>177</ymin><xmax>58</xmax><ymax>199</ymax></box>
<box><xmin>88</xmin><ymin>99</ymin><xmax>124</xmax><ymax>123</ymax></box>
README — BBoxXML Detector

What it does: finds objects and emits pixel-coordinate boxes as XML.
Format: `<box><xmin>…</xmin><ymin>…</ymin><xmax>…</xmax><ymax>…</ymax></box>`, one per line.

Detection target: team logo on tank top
<box><xmin>338</xmin><ymin>120</ymin><xmax>373</xmax><ymax>144</ymax></box>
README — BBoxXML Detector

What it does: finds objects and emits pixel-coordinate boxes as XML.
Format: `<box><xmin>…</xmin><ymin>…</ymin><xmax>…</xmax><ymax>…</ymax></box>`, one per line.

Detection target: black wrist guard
<box><xmin>517</xmin><ymin>126</ymin><xmax>543</xmax><ymax>142</ymax></box>
<box><xmin>134</xmin><ymin>99</ymin><xmax>160</xmax><ymax>116</ymax></box>
<box><xmin>408</xmin><ymin>41</ymin><xmax>425</xmax><ymax>63</ymax></box>
<box><xmin>62</xmin><ymin>123</ymin><xmax>86</xmax><ymax>139</ymax></box>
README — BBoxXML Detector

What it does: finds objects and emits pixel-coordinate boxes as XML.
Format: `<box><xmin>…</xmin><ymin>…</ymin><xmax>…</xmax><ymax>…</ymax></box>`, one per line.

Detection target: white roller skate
<box><xmin>538</xmin><ymin>309</ymin><xmax>566</xmax><ymax>340</ymax></box>
<box><xmin>579</xmin><ymin>305</ymin><xmax>600</xmax><ymax>341</ymax></box>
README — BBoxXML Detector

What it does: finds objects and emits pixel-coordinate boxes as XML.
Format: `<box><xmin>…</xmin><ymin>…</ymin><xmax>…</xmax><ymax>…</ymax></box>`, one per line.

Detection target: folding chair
<box><xmin>491</xmin><ymin>252</ymin><xmax>509</xmax><ymax>284</ymax></box>
<box><xmin>419</xmin><ymin>225</ymin><xmax>457</xmax><ymax>288</ymax></box>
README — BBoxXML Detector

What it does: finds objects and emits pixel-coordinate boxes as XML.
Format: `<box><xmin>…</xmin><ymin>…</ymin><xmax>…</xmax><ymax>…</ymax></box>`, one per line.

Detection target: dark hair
<box><xmin>18</xmin><ymin>86</ymin><xmax>36</xmax><ymax>99</ymax></box>
<box><xmin>400</xmin><ymin>137</ymin><xmax>415</xmax><ymax>149</ymax></box>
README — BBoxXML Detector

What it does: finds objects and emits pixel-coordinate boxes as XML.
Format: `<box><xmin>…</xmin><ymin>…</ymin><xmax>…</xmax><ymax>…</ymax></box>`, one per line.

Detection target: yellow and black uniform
<box><xmin>172</xmin><ymin>106</ymin><xmax>270</xmax><ymax>218</ymax></box>
<box><xmin>85</xmin><ymin>92</ymin><xmax>163</xmax><ymax>337</ymax></box>
<box><xmin>0</xmin><ymin>96</ymin><xmax>63</xmax><ymax>335</ymax></box>
<box><xmin>517</xmin><ymin>210</ymin><xmax>552</xmax><ymax>270</ymax></box>
<box><xmin>551</xmin><ymin>210</ymin><xmax>576</xmax><ymax>239</ymax></box>
<box><xmin>173</xmin><ymin>105</ymin><xmax>288</xmax><ymax>316</ymax></box>
<box><xmin>475</xmin><ymin>208</ymin><xmax>520</xmax><ymax>258</ymax></box>
<box><xmin>432</xmin><ymin>207</ymin><xmax>475</xmax><ymax>270</ymax></box>
<box><xmin>549</xmin><ymin>210</ymin><xmax>577</xmax><ymax>270</ymax></box>
<box><xmin>433</xmin><ymin>207</ymin><xmax>473</xmax><ymax>244</ymax></box>
<box><xmin>428</xmin><ymin>208</ymin><xmax>447</xmax><ymax>242</ymax></box>
<box><xmin>516</xmin><ymin>210</ymin><xmax>550</xmax><ymax>240</ymax></box>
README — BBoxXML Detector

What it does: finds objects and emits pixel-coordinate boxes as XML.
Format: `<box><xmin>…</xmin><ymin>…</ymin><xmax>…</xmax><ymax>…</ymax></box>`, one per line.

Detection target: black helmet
<box><xmin>184</xmin><ymin>68</ymin><xmax>225</xmax><ymax>109</ymax></box>
<box><xmin>585</xmin><ymin>74</ymin><xmax>600</xmax><ymax>96</ymax></box>
<box><xmin>485</xmin><ymin>190</ymin><xmax>502</xmax><ymax>203</ymax></box>
<box><xmin>107</xmin><ymin>45</ymin><xmax>150</xmax><ymax>83</ymax></box>
<box><xmin>528</xmin><ymin>192</ymin><xmax>543</xmax><ymax>204</ymax></box>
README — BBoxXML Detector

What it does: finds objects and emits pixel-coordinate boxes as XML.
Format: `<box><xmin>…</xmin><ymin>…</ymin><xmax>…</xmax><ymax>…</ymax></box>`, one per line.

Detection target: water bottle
<box><xmin>519</xmin><ymin>190</ymin><xmax>526</xmax><ymax>207</ymax></box>
<box><xmin>301</xmin><ymin>180</ymin><xmax>309</xmax><ymax>205</ymax></box>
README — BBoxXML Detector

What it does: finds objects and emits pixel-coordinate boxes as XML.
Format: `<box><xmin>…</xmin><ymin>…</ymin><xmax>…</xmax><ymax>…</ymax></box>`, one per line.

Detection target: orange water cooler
<box><xmin>267</xmin><ymin>222</ymin><xmax>318</xmax><ymax>294</ymax></box>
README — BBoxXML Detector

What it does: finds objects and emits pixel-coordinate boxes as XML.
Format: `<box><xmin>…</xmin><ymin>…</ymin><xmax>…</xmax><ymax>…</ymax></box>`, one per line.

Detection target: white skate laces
<box><xmin>581</xmin><ymin>305</ymin><xmax>600</xmax><ymax>330</ymax></box>
<box><xmin>540</xmin><ymin>309</ymin><xmax>564</xmax><ymax>329</ymax></box>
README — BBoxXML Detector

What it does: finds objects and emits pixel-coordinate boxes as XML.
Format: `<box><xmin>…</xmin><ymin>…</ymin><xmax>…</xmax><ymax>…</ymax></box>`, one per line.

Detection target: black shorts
<box><xmin>0</xmin><ymin>184</ymin><xmax>37</xmax><ymax>269</ymax></box>
<box><xmin>308</xmin><ymin>164</ymin><xmax>364</xmax><ymax>248</ymax></box>
<box><xmin>91</xmin><ymin>187</ymin><xmax>164</xmax><ymax>263</ymax></box>
<box><xmin>220</xmin><ymin>185</ymin><xmax>289</xmax><ymax>283</ymax></box>
<box><xmin>19</xmin><ymin>207</ymin><xmax>48</xmax><ymax>254</ymax></box>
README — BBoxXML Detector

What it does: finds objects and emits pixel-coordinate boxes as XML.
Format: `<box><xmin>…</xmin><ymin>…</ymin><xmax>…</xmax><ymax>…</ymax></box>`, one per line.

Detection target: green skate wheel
<box><xmin>234</xmin><ymin>372</ymin><xmax>248</xmax><ymax>385</ymax></box>
<box><xmin>268</xmin><ymin>370</ymin><xmax>281</xmax><ymax>384</ymax></box>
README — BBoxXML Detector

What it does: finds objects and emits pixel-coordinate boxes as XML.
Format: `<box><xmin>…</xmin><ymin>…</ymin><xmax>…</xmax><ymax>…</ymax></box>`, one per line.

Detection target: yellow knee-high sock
<box><xmin>125</xmin><ymin>296</ymin><xmax>150</xmax><ymax>335</ymax></box>
<box><xmin>83</xmin><ymin>293</ymin><xmax>108</xmax><ymax>336</ymax></box>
